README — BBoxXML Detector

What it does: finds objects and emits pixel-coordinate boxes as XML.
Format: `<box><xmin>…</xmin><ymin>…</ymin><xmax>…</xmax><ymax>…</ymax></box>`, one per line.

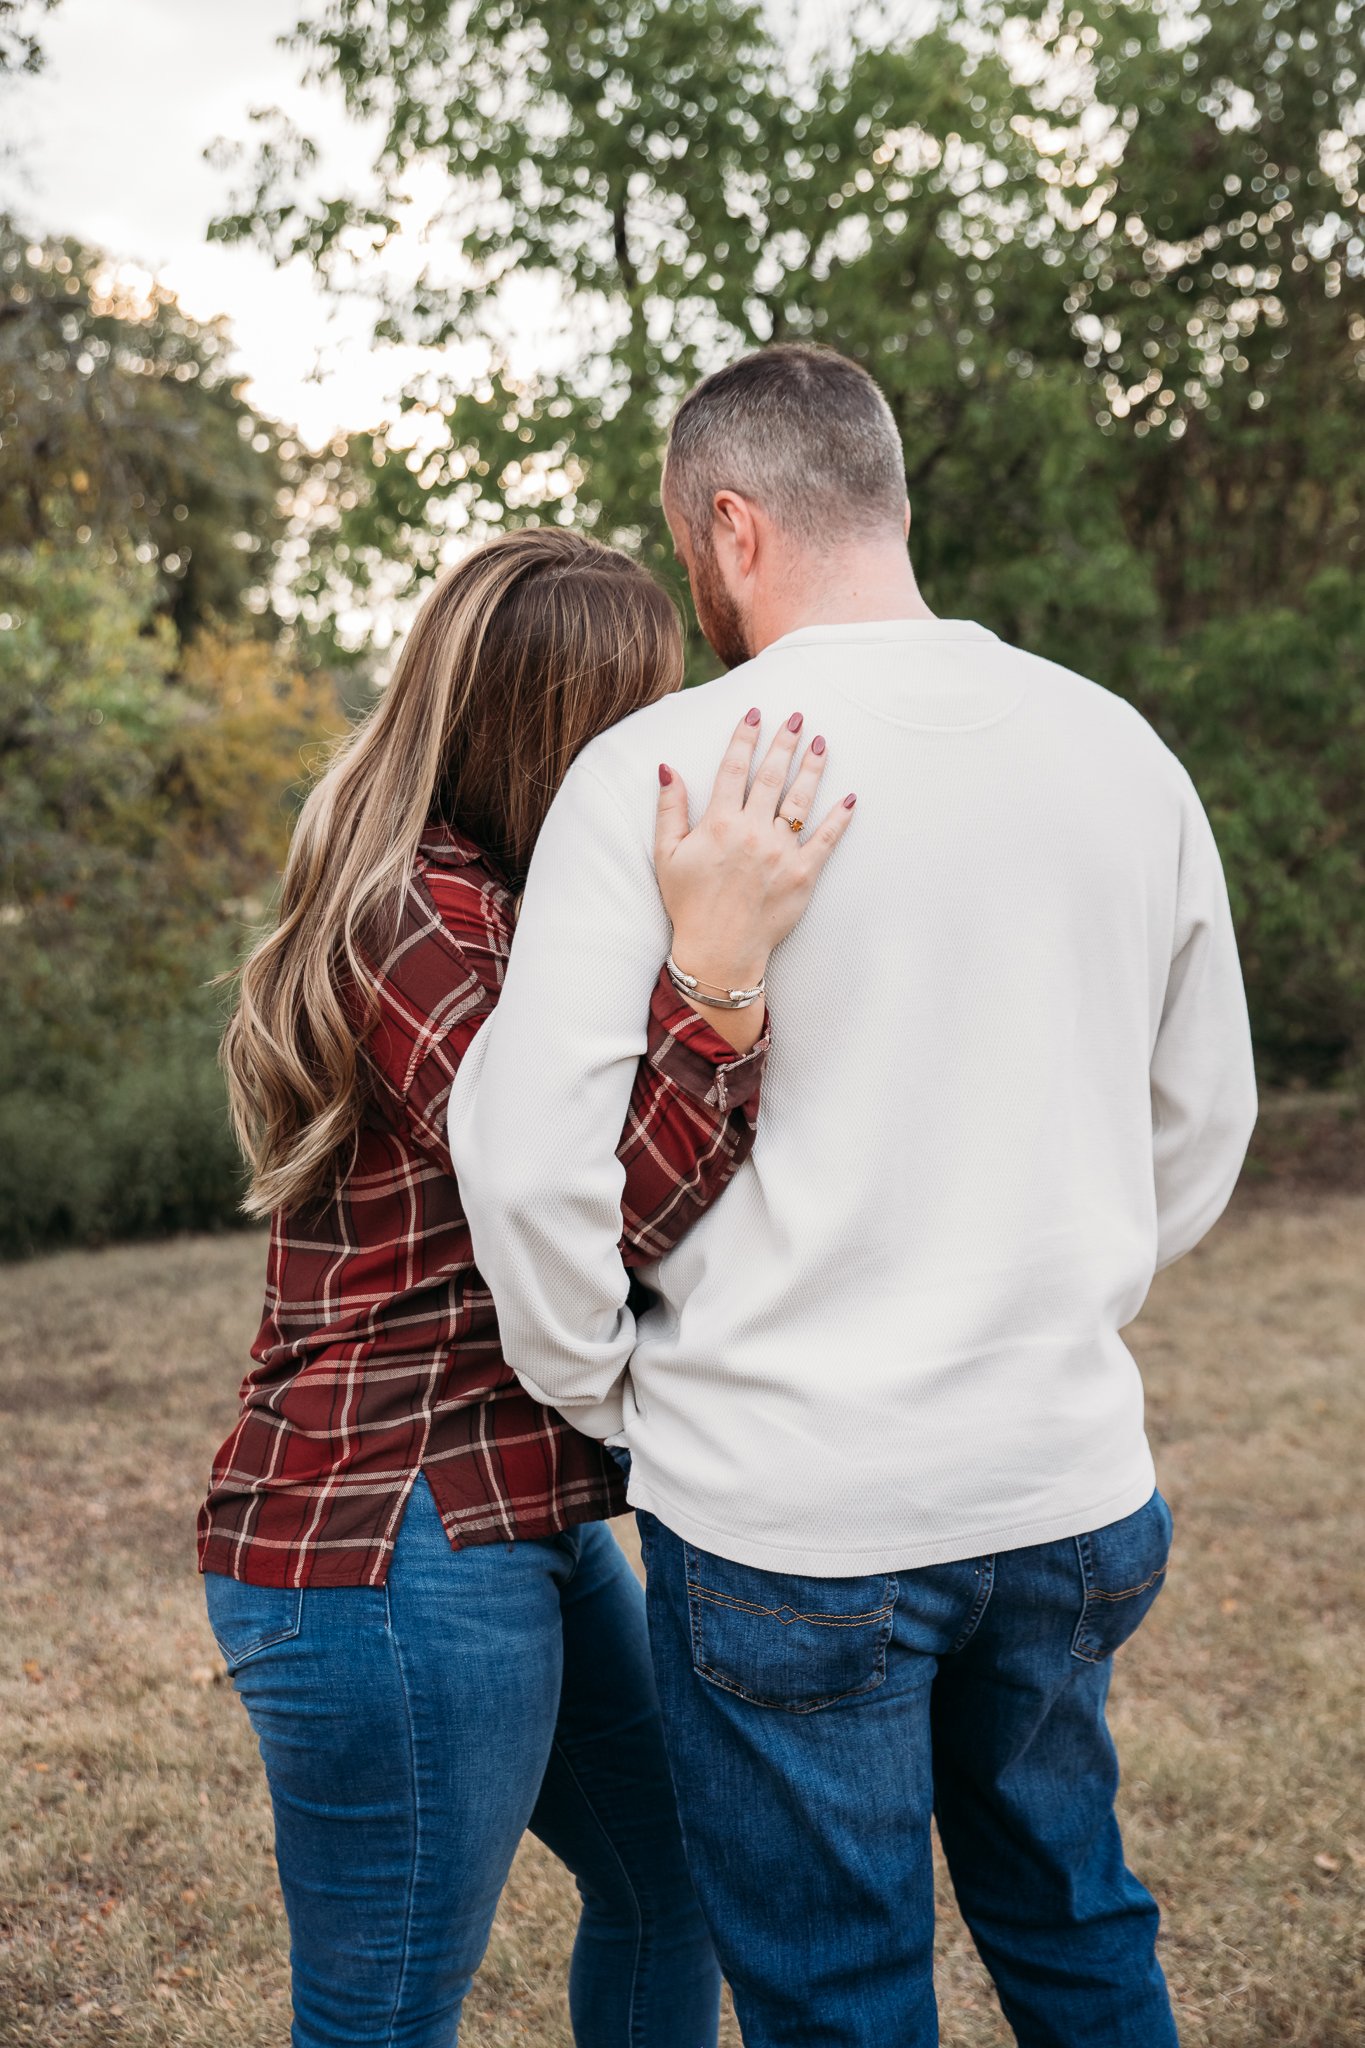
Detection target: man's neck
<box><xmin>747</xmin><ymin>546</ymin><xmax>935</xmax><ymax>655</ymax></box>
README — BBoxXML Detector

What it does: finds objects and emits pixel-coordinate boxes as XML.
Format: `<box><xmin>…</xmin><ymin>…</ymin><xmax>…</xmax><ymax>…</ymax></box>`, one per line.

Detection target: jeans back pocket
<box><xmin>685</xmin><ymin>1544</ymin><xmax>897</xmax><ymax>1714</ymax></box>
<box><xmin>1071</xmin><ymin>1490</ymin><xmax>1173</xmax><ymax>1664</ymax></box>
<box><xmin>204</xmin><ymin>1572</ymin><xmax>304</xmax><ymax>1673</ymax></box>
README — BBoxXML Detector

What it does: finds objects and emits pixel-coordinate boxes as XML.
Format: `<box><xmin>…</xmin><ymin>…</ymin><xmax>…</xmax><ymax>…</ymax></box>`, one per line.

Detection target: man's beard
<box><xmin>690</xmin><ymin>535</ymin><xmax>753</xmax><ymax>671</ymax></box>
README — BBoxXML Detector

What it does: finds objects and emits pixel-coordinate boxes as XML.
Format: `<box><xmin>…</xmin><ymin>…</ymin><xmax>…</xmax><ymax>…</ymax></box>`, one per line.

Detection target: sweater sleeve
<box><xmin>446</xmin><ymin>754</ymin><xmax>685</xmax><ymax>1436</ymax></box>
<box><xmin>1150</xmin><ymin>776</ymin><xmax>1258</xmax><ymax>1270</ymax></box>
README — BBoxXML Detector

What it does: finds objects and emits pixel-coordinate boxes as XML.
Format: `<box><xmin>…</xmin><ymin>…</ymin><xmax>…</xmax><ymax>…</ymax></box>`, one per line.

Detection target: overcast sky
<box><xmin>0</xmin><ymin>0</ymin><xmax>448</xmax><ymax>444</ymax></box>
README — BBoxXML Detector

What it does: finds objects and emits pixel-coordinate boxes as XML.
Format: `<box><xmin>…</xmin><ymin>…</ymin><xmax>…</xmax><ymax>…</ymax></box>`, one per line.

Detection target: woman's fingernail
<box><xmin>811</xmin><ymin>735</ymin><xmax>826</xmax><ymax>757</ymax></box>
<box><xmin>787</xmin><ymin>712</ymin><xmax>804</xmax><ymax>733</ymax></box>
<box><xmin>658</xmin><ymin>763</ymin><xmax>673</xmax><ymax>787</ymax></box>
<box><xmin>745</xmin><ymin>706</ymin><xmax>762</xmax><ymax>726</ymax></box>
<box><xmin>844</xmin><ymin>792</ymin><xmax>858</xmax><ymax>808</ymax></box>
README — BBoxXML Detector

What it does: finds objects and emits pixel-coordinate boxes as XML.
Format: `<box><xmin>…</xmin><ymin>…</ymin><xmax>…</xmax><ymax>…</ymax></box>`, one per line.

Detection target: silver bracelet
<box><xmin>667</xmin><ymin>955</ymin><xmax>766</xmax><ymax>1010</ymax></box>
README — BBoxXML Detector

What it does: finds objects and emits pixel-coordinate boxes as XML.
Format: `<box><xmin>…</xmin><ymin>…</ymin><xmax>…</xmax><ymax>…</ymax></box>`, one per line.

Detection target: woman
<box><xmin>199</xmin><ymin>528</ymin><xmax>848</xmax><ymax>2048</ymax></box>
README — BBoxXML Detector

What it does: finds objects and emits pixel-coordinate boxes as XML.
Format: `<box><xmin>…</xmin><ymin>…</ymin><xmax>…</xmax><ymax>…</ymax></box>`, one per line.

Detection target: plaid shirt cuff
<box><xmin>647</xmin><ymin>965</ymin><xmax>770</xmax><ymax>1116</ymax></box>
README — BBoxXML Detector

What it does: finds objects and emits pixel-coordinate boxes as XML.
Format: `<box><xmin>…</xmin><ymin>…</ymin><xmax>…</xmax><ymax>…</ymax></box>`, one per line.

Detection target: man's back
<box><xmin>462</xmin><ymin>345</ymin><xmax>1230</xmax><ymax>2042</ymax></box>
<box><xmin>453</xmin><ymin>617</ymin><xmax>1255</xmax><ymax>1574</ymax></box>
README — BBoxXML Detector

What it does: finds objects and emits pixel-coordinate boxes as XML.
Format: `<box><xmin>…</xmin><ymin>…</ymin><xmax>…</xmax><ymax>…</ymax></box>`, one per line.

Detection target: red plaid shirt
<box><xmin>198</xmin><ymin>823</ymin><xmax>768</xmax><ymax>1589</ymax></box>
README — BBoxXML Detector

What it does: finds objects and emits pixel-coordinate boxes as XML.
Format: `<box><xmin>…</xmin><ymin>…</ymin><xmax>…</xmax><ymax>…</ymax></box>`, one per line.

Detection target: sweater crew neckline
<box><xmin>762</xmin><ymin>618</ymin><xmax>996</xmax><ymax>655</ymax></box>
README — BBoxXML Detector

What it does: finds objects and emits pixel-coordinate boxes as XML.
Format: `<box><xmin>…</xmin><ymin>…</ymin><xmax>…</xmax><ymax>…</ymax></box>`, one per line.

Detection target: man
<box><xmin>449</xmin><ymin>344</ymin><xmax>1256</xmax><ymax>2046</ymax></box>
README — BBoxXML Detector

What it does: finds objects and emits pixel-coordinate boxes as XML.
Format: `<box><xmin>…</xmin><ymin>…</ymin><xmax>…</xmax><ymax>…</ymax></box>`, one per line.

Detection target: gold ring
<box><xmin>781</xmin><ymin>814</ymin><xmax>804</xmax><ymax>834</ymax></box>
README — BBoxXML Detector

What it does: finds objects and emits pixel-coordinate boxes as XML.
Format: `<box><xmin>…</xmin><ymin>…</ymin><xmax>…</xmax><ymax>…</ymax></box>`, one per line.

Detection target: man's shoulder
<box><xmin>564</xmin><ymin>670</ymin><xmax>766</xmax><ymax>813</ymax></box>
<box><xmin>1006</xmin><ymin>643</ymin><xmax>1186</xmax><ymax>777</ymax></box>
<box><xmin>583</xmin><ymin>667</ymin><xmax>760</xmax><ymax>763</ymax></box>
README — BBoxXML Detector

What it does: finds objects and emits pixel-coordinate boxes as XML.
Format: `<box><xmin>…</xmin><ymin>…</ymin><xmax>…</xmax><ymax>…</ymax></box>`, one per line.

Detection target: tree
<box><xmin>0</xmin><ymin>0</ymin><xmax>58</xmax><ymax>77</ymax></box>
<box><xmin>0</xmin><ymin>224</ymin><xmax>346</xmax><ymax>1248</ymax></box>
<box><xmin>0</xmin><ymin>538</ymin><xmax>343</xmax><ymax>1251</ymax></box>
<box><xmin>0</xmin><ymin>219</ymin><xmax>293</xmax><ymax>636</ymax></box>
<box><xmin>1139</xmin><ymin>569</ymin><xmax>1365</xmax><ymax>1082</ymax></box>
<box><xmin>212</xmin><ymin>1</ymin><xmax>1362</xmax><ymax>650</ymax></box>
<box><xmin>0</xmin><ymin>545</ymin><xmax>340</xmax><ymax>1087</ymax></box>
<box><xmin>208</xmin><ymin>0</ymin><xmax>1365</xmax><ymax>1081</ymax></box>
<box><xmin>214</xmin><ymin>0</ymin><xmax>1116</xmax><ymax>645</ymax></box>
<box><xmin>1051</xmin><ymin>0</ymin><xmax>1365</xmax><ymax>631</ymax></box>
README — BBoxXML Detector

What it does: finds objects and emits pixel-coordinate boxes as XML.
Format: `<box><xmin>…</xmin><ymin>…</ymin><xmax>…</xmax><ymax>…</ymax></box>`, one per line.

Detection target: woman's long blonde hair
<box><xmin>222</xmin><ymin>528</ymin><xmax>684</xmax><ymax>1218</ymax></box>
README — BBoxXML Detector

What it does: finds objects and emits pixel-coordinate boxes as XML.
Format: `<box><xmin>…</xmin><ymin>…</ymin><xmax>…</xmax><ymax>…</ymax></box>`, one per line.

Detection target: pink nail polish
<box><xmin>658</xmin><ymin>763</ymin><xmax>673</xmax><ymax>787</ymax></box>
<box><xmin>811</xmin><ymin>735</ymin><xmax>826</xmax><ymax>757</ymax></box>
<box><xmin>844</xmin><ymin>792</ymin><xmax>857</xmax><ymax>809</ymax></box>
<box><xmin>745</xmin><ymin>707</ymin><xmax>762</xmax><ymax>726</ymax></box>
<box><xmin>787</xmin><ymin>712</ymin><xmax>804</xmax><ymax>733</ymax></box>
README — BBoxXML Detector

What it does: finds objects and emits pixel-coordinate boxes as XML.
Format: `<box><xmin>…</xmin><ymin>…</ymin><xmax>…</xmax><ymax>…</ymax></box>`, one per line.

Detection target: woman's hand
<box><xmin>654</xmin><ymin>708</ymin><xmax>856</xmax><ymax>1050</ymax></box>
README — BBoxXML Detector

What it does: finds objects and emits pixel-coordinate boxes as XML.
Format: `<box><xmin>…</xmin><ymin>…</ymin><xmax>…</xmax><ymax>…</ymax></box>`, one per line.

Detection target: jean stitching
<box><xmin>1085</xmin><ymin>1565</ymin><xmax>1168</xmax><ymax>1603</ymax></box>
<box><xmin>692</xmin><ymin>1660</ymin><xmax>889</xmax><ymax>1715</ymax></box>
<box><xmin>685</xmin><ymin>1551</ymin><xmax>898</xmax><ymax>1712</ymax></box>
<box><xmin>688</xmin><ymin>1579</ymin><xmax>898</xmax><ymax>1715</ymax></box>
<box><xmin>1071</xmin><ymin>1508</ymin><xmax>1170</xmax><ymax>1659</ymax></box>
<box><xmin>557</xmin><ymin>1524</ymin><xmax>586</xmax><ymax>1587</ymax></box>
<box><xmin>1071</xmin><ymin>1534</ymin><xmax>1095</xmax><ymax>1658</ymax></box>
<box><xmin>208</xmin><ymin>1585</ymin><xmax>304</xmax><ymax>1671</ymax></box>
<box><xmin>546</xmin><ymin>1736</ymin><xmax>647</xmax><ymax>2047</ymax></box>
<box><xmin>684</xmin><ymin>1550</ymin><xmax>898</xmax><ymax>1622</ymax></box>
<box><xmin>382</xmin><ymin>1607</ymin><xmax>423</xmax><ymax>2048</ymax></box>
<box><xmin>690</xmin><ymin>1587</ymin><xmax>895</xmax><ymax>1628</ymax></box>
<box><xmin>948</xmin><ymin>1556</ymin><xmax>996</xmax><ymax>1655</ymax></box>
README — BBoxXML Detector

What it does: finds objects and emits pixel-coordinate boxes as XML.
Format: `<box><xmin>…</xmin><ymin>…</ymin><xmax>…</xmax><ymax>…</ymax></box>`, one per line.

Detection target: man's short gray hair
<box><xmin>663</xmin><ymin>344</ymin><xmax>907</xmax><ymax>547</ymax></box>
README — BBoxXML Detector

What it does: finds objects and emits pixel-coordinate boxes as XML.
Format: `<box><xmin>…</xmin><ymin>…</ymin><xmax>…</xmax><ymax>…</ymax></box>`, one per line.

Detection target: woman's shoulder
<box><xmin>413</xmin><ymin>823</ymin><xmax>515</xmax><ymax>941</ymax></box>
<box><xmin>363</xmin><ymin>827</ymin><xmax>513</xmax><ymax>1091</ymax></box>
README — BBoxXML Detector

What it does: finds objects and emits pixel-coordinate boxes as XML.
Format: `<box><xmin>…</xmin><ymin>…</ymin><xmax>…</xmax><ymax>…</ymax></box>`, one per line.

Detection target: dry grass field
<box><xmin>2</xmin><ymin>1196</ymin><xmax>1363</xmax><ymax>2047</ymax></box>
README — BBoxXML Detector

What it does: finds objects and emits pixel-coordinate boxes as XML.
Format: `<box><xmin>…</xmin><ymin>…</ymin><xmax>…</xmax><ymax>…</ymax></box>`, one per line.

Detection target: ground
<box><xmin>2</xmin><ymin>1195</ymin><xmax>1362</xmax><ymax>2047</ymax></box>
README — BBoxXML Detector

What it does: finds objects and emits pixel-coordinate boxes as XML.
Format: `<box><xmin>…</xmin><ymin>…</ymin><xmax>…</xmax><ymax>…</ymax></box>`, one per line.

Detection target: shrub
<box><xmin>0</xmin><ymin>1014</ymin><xmax>247</xmax><ymax>1257</ymax></box>
<box><xmin>1133</xmin><ymin>571</ymin><xmax>1365</xmax><ymax>1086</ymax></box>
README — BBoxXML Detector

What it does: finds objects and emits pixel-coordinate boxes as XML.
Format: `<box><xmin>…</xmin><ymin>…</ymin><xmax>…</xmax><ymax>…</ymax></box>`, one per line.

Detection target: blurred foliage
<box><xmin>0</xmin><ymin>219</ymin><xmax>295</xmax><ymax>636</ymax></box>
<box><xmin>0</xmin><ymin>546</ymin><xmax>340</xmax><ymax>1077</ymax></box>
<box><xmin>0</xmin><ymin>217</ymin><xmax>351</xmax><ymax>1250</ymax></box>
<box><xmin>0</xmin><ymin>540</ymin><xmax>342</xmax><ymax>1253</ymax></box>
<box><xmin>0</xmin><ymin>1008</ymin><xmax>246</xmax><ymax>1255</ymax></box>
<box><xmin>0</xmin><ymin>0</ymin><xmax>57</xmax><ymax>77</ymax></box>
<box><xmin>212</xmin><ymin>0</ymin><xmax>1363</xmax><ymax>646</ymax></box>
<box><xmin>1136</xmin><ymin>570</ymin><xmax>1365</xmax><ymax>1084</ymax></box>
<box><xmin>208</xmin><ymin>0</ymin><xmax>1364</xmax><ymax>1082</ymax></box>
<box><xmin>1</xmin><ymin>0</ymin><xmax>1363</xmax><ymax>1258</ymax></box>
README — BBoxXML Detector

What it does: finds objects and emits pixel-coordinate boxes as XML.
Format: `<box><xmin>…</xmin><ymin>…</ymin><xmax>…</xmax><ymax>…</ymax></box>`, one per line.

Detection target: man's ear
<box><xmin>712</xmin><ymin>490</ymin><xmax>761</xmax><ymax>578</ymax></box>
<box><xmin>903</xmin><ymin>497</ymin><xmax>912</xmax><ymax>540</ymax></box>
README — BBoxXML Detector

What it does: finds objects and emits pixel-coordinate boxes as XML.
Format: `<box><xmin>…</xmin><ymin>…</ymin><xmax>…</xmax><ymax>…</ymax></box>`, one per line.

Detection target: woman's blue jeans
<box><xmin>204</xmin><ymin>1476</ymin><xmax>721</xmax><ymax>2048</ymax></box>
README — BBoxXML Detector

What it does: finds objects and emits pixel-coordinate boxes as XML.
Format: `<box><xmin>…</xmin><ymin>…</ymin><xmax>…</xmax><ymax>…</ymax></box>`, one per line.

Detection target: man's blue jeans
<box><xmin>205</xmin><ymin>1476</ymin><xmax>721</xmax><ymax>2048</ymax></box>
<box><xmin>637</xmin><ymin>1491</ymin><xmax>1178</xmax><ymax>2048</ymax></box>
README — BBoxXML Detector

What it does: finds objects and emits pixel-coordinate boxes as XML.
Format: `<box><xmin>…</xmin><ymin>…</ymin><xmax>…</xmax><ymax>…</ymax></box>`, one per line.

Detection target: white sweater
<box><xmin>449</xmin><ymin>619</ymin><xmax>1256</xmax><ymax>1574</ymax></box>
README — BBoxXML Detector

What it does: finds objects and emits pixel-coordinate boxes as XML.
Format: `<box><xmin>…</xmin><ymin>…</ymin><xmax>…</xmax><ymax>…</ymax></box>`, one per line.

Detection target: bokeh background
<box><xmin>1</xmin><ymin>4</ymin><xmax>1362</xmax><ymax>2044</ymax></box>
<box><xmin>2</xmin><ymin>0</ymin><xmax>1363</xmax><ymax>1253</ymax></box>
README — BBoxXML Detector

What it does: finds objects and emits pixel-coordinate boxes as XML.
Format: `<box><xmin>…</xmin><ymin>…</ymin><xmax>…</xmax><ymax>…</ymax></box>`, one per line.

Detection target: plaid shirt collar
<box><xmin>417</xmin><ymin>819</ymin><xmax>497</xmax><ymax>870</ymax></box>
